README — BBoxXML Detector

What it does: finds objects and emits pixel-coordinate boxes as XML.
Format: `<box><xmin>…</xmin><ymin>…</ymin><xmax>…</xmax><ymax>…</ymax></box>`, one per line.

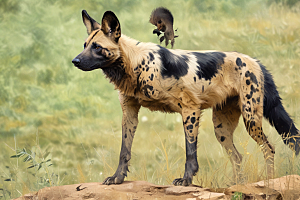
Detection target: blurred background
<box><xmin>1</xmin><ymin>0</ymin><xmax>300</xmax><ymax>198</ymax></box>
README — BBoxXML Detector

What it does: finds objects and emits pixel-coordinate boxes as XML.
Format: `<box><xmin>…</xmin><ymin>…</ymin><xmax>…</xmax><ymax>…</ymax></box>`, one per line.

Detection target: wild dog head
<box><xmin>72</xmin><ymin>10</ymin><xmax>121</xmax><ymax>71</ymax></box>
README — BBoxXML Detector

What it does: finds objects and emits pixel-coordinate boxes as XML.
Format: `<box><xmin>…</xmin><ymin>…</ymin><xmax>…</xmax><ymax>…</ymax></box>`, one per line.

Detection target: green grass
<box><xmin>1</xmin><ymin>0</ymin><xmax>300</xmax><ymax>199</ymax></box>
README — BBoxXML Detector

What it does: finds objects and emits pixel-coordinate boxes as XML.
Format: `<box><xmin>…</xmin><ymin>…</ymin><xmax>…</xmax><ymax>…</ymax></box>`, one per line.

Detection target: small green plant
<box><xmin>0</xmin><ymin>144</ymin><xmax>58</xmax><ymax>199</ymax></box>
<box><xmin>231</xmin><ymin>192</ymin><xmax>243</xmax><ymax>200</ymax></box>
<box><xmin>11</xmin><ymin>148</ymin><xmax>52</xmax><ymax>173</ymax></box>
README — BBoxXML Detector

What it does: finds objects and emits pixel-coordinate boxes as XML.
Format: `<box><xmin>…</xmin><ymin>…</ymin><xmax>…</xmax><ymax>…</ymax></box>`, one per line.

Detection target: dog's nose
<box><xmin>72</xmin><ymin>58</ymin><xmax>80</xmax><ymax>66</ymax></box>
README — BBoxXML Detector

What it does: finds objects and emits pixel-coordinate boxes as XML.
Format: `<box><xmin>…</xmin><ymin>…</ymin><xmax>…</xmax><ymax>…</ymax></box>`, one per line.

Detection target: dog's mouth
<box><xmin>75</xmin><ymin>63</ymin><xmax>101</xmax><ymax>71</ymax></box>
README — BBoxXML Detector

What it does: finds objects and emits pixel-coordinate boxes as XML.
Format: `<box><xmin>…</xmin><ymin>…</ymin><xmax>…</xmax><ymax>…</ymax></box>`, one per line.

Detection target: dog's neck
<box><xmin>101</xmin><ymin>57</ymin><xmax>125</xmax><ymax>86</ymax></box>
<box><xmin>102</xmin><ymin>35</ymin><xmax>144</xmax><ymax>96</ymax></box>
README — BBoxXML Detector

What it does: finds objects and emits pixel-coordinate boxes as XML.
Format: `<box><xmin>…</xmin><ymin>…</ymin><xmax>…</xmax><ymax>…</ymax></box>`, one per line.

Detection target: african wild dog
<box><xmin>72</xmin><ymin>10</ymin><xmax>300</xmax><ymax>186</ymax></box>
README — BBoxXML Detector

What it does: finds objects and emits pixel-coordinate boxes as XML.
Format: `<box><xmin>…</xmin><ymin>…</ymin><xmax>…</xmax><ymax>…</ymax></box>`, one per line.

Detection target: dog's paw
<box><xmin>172</xmin><ymin>177</ymin><xmax>192</xmax><ymax>186</ymax></box>
<box><xmin>102</xmin><ymin>175</ymin><xmax>124</xmax><ymax>185</ymax></box>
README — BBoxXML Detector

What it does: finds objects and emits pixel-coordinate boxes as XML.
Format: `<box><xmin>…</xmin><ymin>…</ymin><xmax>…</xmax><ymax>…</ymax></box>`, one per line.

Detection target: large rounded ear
<box><xmin>101</xmin><ymin>11</ymin><xmax>121</xmax><ymax>43</ymax></box>
<box><xmin>82</xmin><ymin>10</ymin><xmax>101</xmax><ymax>35</ymax></box>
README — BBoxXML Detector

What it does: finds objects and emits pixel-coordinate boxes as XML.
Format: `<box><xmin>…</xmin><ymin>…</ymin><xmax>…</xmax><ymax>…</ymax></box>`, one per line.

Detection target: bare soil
<box><xmin>15</xmin><ymin>175</ymin><xmax>300</xmax><ymax>200</ymax></box>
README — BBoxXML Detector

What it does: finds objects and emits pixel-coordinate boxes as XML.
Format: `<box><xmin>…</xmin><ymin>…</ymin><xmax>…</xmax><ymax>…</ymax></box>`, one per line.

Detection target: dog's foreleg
<box><xmin>173</xmin><ymin>108</ymin><xmax>201</xmax><ymax>186</ymax></box>
<box><xmin>103</xmin><ymin>94</ymin><xmax>141</xmax><ymax>185</ymax></box>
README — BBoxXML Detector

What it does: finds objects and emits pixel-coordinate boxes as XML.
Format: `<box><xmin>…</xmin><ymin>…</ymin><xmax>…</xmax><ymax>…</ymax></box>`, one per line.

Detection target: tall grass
<box><xmin>0</xmin><ymin>0</ymin><xmax>300</xmax><ymax>199</ymax></box>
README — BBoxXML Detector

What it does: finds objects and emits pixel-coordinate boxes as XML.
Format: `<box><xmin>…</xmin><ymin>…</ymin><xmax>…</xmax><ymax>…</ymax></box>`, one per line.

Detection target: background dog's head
<box><xmin>72</xmin><ymin>10</ymin><xmax>121</xmax><ymax>71</ymax></box>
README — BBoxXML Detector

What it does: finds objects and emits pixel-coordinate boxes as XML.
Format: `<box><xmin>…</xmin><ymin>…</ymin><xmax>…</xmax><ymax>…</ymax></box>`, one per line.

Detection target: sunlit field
<box><xmin>1</xmin><ymin>0</ymin><xmax>300</xmax><ymax>199</ymax></box>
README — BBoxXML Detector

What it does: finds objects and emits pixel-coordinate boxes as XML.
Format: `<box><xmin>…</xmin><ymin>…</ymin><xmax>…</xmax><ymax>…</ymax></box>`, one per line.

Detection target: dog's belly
<box><xmin>135</xmin><ymin>86</ymin><xmax>215</xmax><ymax>113</ymax></box>
<box><xmin>137</xmin><ymin>98</ymin><xmax>181</xmax><ymax>113</ymax></box>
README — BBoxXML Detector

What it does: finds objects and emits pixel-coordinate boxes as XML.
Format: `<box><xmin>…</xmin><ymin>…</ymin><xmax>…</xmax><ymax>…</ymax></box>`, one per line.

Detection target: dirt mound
<box><xmin>15</xmin><ymin>175</ymin><xmax>300</xmax><ymax>200</ymax></box>
<box><xmin>225</xmin><ymin>175</ymin><xmax>300</xmax><ymax>200</ymax></box>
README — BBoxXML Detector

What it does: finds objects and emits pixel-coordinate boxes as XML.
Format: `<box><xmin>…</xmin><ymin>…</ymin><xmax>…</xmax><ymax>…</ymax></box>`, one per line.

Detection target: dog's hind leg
<box><xmin>173</xmin><ymin>108</ymin><xmax>201</xmax><ymax>186</ymax></box>
<box><xmin>212</xmin><ymin>96</ymin><xmax>243</xmax><ymax>184</ymax></box>
<box><xmin>103</xmin><ymin>94</ymin><xmax>141</xmax><ymax>185</ymax></box>
<box><xmin>241</xmin><ymin>88</ymin><xmax>275</xmax><ymax>180</ymax></box>
<box><xmin>243</xmin><ymin>115</ymin><xmax>275</xmax><ymax>179</ymax></box>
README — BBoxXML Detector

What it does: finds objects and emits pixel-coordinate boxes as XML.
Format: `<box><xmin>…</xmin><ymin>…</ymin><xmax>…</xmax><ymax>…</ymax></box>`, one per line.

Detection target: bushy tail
<box><xmin>260</xmin><ymin>63</ymin><xmax>300</xmax><ymax>155</ymax></box>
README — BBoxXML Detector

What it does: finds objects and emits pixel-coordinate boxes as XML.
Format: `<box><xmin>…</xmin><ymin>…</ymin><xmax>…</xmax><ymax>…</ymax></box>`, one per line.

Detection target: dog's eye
<box><xmin>92</xmin><ymin>42</ymin><xmax>102</xmax><ymax>50</ymax></box>
<box><xmin>83</xmin><ymin>42</ymin><xmax>87</xmax><ymax>49</ymax></box>
<box><xmin>158</xmin><ymin>20</ymin><xmax>162</xmax><ymax>24</ymax></box>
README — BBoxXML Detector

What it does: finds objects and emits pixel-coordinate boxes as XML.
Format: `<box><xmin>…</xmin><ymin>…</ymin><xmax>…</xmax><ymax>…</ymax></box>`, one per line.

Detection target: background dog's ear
<box><xmin>82</xmin><ymin>10</ymin><xmax>101</xmax><ymax>35</ymax></box>
<box><xmin>101</xmin><ymin>11</ymin><xmax>121</xmax><ymax>43</ymax></box>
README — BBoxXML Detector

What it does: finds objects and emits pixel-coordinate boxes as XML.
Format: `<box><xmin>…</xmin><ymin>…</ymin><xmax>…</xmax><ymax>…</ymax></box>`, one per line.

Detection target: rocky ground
<box><xmin>15</xmin><ymin>175</ymin><xmax>300</xmax><ymax>200</ymax></box>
